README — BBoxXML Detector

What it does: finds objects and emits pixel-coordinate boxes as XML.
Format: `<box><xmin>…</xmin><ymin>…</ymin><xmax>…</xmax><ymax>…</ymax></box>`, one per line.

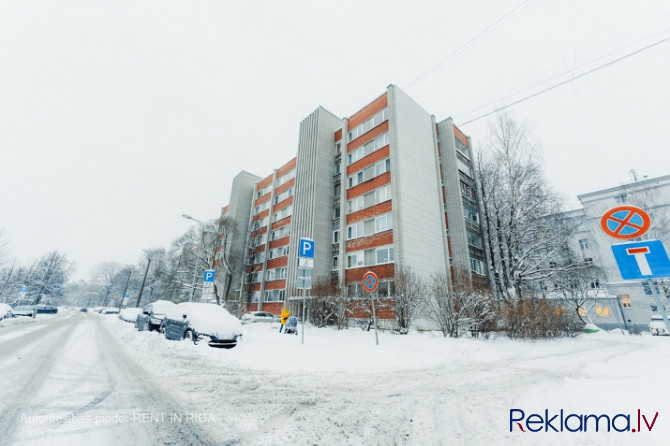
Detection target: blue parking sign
<box><xmin>202</xmin><ymin>270</ymin><xmax>216</xmax><ymax>282</ymax></box>
<box><xmin>611</xmin><ymin>240</ymin><xmax>670</xmax><ymax>280</ymax></box>
<box><xmin>299</xmin><ymin>238</ymin><xmax>314</xmax><ymax>258</ymax></box>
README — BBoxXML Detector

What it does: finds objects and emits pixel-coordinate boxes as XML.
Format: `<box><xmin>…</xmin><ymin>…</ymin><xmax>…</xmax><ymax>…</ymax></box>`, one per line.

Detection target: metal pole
<box><xmin>301</xmin><ymin>287</ymin><xmax>306</xmax><ymax>345</ymax></box>
<box><xmin>189</xmin><ymin>247</ymin><xmax>200</xmax><ymax>302</ymax></box>
<box><xmin>370</xmin><ymin>291</ymin><xmax>379</xmax><ymax>345</ymax></box>
<box><xmin>647</xmin><ymin>279</ymin><xmax>670</xmax><ymax>333</ymax></box>
<box><xmin>118</xmin><ymin>269</ymin><xmax>132</xmax><ymax>313</ymax></box>
<box><xmin>135</xmin><ymin>258</ymin><xmax>151</xmax><ymax>308</ymax></box>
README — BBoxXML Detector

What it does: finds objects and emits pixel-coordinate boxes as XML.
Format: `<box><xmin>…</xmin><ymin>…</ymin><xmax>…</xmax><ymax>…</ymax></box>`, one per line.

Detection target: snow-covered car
<box><xmin>99</xmin><ymin>307</ymin><xmax>119</xmax><ymax>315</ymax></box>
<box><xmin>12</xmin><ymin>305</ymin><xmax>36</xmax><ymax>318</ymax></box>
<box><xmin>241</xmin><ymin>311</ymin><xmax>278</xmax><ymax>324</ymax></box>
<box><xmin>36</xmin><ymin>305</ymin><xmax>58</xmax><ymax>314</ymax></box>
<box><xmin>649</xmin><ymin>315</ymin><xmax>670</xmax><ymax>336</ymax></box>
<box><xmin>118</xmin><ymin>307</ymin><xmax>143</xmax><ymax>323</ymax></box>
<box><xmin>161</xmin><ymin>302</ymin><xmax>242</xmax><ymax>348</ymax></box>
<box><xmin>0</xmin><ymin>303</ymin><xmax>13</xmax><ymax>320</ymax></box>
<box><xmin>136</xmin><ymin>300</ymin><xmax>176</xmax><ymax>332</ymax></box>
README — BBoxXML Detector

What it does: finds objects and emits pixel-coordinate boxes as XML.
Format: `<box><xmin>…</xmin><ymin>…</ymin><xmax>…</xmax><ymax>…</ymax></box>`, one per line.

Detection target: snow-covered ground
<box><xmin>1</xmin><ymin>311</ymin><xmax>668</xmax><ymax>445</ymax></box>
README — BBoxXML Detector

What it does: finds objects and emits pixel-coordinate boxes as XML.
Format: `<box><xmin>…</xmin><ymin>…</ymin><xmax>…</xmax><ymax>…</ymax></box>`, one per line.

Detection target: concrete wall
<box><xmin>387</xmin><ymin>85</ymin><xmax>449</xmax><ymax>279</ymax></box>
<box><xmin>287</xmin><ymin>107</ymin><xmax>342</xmax><ymax>298</ymax></box>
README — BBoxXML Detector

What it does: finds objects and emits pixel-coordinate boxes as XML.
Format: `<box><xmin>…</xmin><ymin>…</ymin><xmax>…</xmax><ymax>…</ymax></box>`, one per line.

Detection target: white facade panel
<box><xmin>388</xmin><ymin>86</ymin><xmax>448</xmax><ymax>278</ymax></box>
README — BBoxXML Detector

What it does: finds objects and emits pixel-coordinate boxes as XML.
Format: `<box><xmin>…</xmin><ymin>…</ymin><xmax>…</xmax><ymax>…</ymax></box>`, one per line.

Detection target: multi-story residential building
<box><xmin>561</xmin><ymin>174</ymin><xmax>670</xmax><ymax>331</ymax></box>
<box><xmin>217</xmin><ymin>85</ymin><xmax>489</xmax><ymax>321</ymax></box>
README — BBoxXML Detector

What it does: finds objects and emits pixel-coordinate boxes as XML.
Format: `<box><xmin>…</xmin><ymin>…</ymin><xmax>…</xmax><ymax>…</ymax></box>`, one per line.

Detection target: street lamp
<box><xmin>182</xmin><ymin>214</ymin><xmax>204</xmax><ymax>301</ymax></box>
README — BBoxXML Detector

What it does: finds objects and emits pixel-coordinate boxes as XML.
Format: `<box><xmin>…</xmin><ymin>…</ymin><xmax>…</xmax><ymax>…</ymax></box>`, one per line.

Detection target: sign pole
<box><xmin>301</xmin><ymin>287</ymin><xmax>306</xmax><ymax>345</ymax></box>
<box><xmin>370</xmin><ymin>291</ymin><xmax>379</xmax><ymax>345</ymax></box>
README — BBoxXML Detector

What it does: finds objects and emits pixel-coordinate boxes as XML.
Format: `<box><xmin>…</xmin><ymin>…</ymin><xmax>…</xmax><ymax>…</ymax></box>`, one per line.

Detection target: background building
<box><xmin>564</xmin><ymin>173</ymin><xmax>670</xmax><ymax>330</ymax></box>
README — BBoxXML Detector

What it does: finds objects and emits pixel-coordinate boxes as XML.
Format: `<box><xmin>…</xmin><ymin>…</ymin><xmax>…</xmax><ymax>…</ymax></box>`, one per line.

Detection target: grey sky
<box><xmin>1</xmin><ymin>0</ymin><xmax>669</xmax><ymax>281</ymax></box>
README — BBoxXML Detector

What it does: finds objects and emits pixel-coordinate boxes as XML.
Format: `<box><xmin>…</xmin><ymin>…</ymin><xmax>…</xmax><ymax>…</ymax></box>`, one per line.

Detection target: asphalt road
<box><xmin>0</xmin><ymin>311</ymin><xmax>219</xmax><ymax>446</ymax></box>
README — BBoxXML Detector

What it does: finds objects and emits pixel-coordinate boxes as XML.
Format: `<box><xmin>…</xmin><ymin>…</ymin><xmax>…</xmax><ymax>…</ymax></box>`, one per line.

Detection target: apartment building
<box><xmin>218</xmin><ymin>85</ymin><xmax>489</xmax><ymax>320</ymax></box>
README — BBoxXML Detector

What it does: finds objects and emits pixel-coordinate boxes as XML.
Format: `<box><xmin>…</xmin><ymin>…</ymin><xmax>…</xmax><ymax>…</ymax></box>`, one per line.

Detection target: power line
<box><xmin>456</xmin><ymin>34</ymin><xmax>670</xmax><ymax>126</ymax></box>
<box><xmin>404</xmin><ymin>0</ymin><xmax>534</xmax><ymax>90</ymax></box>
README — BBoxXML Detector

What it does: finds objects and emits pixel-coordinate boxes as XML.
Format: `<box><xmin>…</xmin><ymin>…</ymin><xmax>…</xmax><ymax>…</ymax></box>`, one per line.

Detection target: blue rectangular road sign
<box><xmin>611</xmin><ymin>240</ymin><xmax>670</xmax><ymax>280</ymax></box>
<box><xmin>299</xmin><ymin>238</ymin><xmax>315</xmax><ymax>258</ymax></box>
<box><xmin>202</xmin><ymin>270</ymin><xmax>216</xmax><ymax>282</ymax></box>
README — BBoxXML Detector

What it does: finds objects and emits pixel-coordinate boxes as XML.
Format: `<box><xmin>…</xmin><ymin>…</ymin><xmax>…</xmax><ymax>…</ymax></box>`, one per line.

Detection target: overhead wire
<box><xmin>403</xmin><ymin>0</ymin><xmax>535</xmax><ymax>90</ymax></box>
<box><xmin>455</xmin><ymin>33</ymin><xmax>670</xmax><ymax>126</ymax></box>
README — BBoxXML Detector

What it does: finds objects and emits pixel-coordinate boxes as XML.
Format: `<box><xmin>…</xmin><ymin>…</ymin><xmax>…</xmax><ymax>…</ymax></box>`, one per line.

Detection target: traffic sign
<box><xmin>203</xmin><ymin>270</ymin><xmax>216</xmax><ymax>282</ymax></box>
<box><xmin>600</xmin><ymin>205</ymin><xmax>651</xmax><ymax>240</ymax></box>
<box><xmin>362</xmin><ymin>271</ymin><xmax>379</xmax><ymax>293</ymax></box>
<box><xmin>611</xmin><ymin>240</ymin><xmax>670</xmax><ymax>280</ymax></box>
<box><xmin>296</xmin><ymin>267</ymin><xmax>313</xmax><ymax>290</ymax></box>
<box><xmin>299</xmin><ymin>238</ymin><xmax>315</xmax><ymax>258</ymax></box>
<box><xmin>298</xmin><ymin>257</ymin><xmax>314</xmax><ymax>268</ymax></box>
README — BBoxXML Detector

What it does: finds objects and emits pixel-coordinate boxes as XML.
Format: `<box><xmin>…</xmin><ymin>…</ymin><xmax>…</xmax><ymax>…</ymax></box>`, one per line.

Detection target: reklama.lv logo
<box><xmin>510</xmin><ymin>409</ymin><xmax>659</xmax><ymax>433</ymax></box>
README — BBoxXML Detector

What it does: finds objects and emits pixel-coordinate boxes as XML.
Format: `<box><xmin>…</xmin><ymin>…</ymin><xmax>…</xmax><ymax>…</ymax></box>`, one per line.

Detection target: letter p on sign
<box><xmin>299</xmin><ymin>238</ymin><xmax>315</xmax><ymax>258</ymax></box>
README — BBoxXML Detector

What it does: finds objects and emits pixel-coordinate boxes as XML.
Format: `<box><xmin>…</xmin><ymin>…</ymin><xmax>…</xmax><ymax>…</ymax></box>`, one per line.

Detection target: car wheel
<box><xmin>159</xmin><ymin>325</ymin><xmax>166</xmax><ymax>335</ymax></box>
<box><xmin>183</xmin><ymin>330</ymin><xmax>192</xmax><ymax>341</ymax></box>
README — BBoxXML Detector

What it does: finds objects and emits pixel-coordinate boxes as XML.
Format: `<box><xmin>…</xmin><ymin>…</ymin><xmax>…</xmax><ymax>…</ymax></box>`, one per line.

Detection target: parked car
<box><xmin>0</xmin><ymin>303</ymin><xmax>13</xmax><ymax>320</ymax></box>
<box><xmin>99</xmin><ymin>307</ymin><xmax>119</xmax><ymax>315</ymax></box>
<box><xmin>161</xmin><ymin>302</ymin><xmax>243</xmax><ymax>348</ymax></box>
<box><xmin>118</xmin><ymin>307</ymin><xmax>143</xmax><ymax>323</ymax></box>
<box><xmin>36</xmin><ymin>305</ymin><xmax>58</xmax><ymax>314</ymax></box>
<box><xmin>241</xmin><ymin>311</ymin><xmax>278</xmax><ymax>324</ymax></box>
<box><xmin>12</xmin><ymin>305</ymin><xmax>37</xmax><ymax>318</ymax></box>
<box><xmin>136</xmin><ymin>300</ymin><xmax>176</xmax><ymax>332</ymax></box>
<box><xmin>80</xmin><ymin>307</ymin><xmax>88</xmax><ymax>312</ymax></box>
<box><xmin>649</xmin><ymin>315</ymin><xmax>670</xmax><ymax>336</ymax></box>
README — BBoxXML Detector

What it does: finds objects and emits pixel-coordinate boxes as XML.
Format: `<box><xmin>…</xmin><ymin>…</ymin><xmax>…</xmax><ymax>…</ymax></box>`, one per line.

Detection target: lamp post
<box><xmin>182</xmin><ymin>214</ymin><xmax>203</xmax><ymax>302</ymax></box>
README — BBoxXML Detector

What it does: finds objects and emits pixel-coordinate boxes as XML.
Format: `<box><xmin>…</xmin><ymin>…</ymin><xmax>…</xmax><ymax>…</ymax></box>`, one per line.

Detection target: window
<box><xmin>271</xmin><ymin>225</ymin><xmax>290</xmax><ymax>240</ymax></box>
<box><xmin>590</xmin><ymin>279</ymin><xmax>600</xmax><ymax>289</ymax></box>
<box><xmin>463</xmin><ymin>203</ymin><xmax>479</xmax><ymax>223</ymax></box>
<box><xmin>253</xmin><ymin>217</ymin><xmax>268</xmax><ymax>230</ymax></box>
<box><xmin>577</xmin><ymin>307</ymin><xmax>587</xmax><ymax>317</ymax></box>
<box><xmin>347</xmin><ymin>109</ymin><xmax>389</xmax><ymax>142</ymax></box>
<box><xmin>264</xmin><ymin>289</ymin><xmax>285</xmax><ymax>302</ymax></box>
<box><xmin>583</xmin><ymin>257</ymin><xmax>594</xmax><ymax>265</ymax></box>
<box><xmin>348</xmin><ymin>158</ymin><xmax>390</xmax><ymax>187</ymax></box>
<box><xmin>470</xmin><ymin>258</ymin><xmax>483</xmax><ymax>275</ymax></box>
<box><xmin>456</xmin><ymin>153</ymin><xmax>472</xmax><ymax>177</ymax></box>
<box><xmin>333</xmin><ymin>256</ymin><xmax>339</xmax><ymax>270</ymax></box>
<box><xmin>643</xmin><ymin>281</ymin><xmax>661</xmax><ymax>295</ymax></box>
<box><xmin>620</xmin><ymin>294</ymin><xmax>632</xmax><ymax>308</ymax></box>
<box><xmin>255</xmin><ymin>200</ymin><xmax>270</xmax><ymax>214</ymax></box>
<box><xmin>346</xmin><ymin>245</ymin><xmax>394</xmax><ymax>268</ymax></box>
<box><xmin>275</xmin><ymin>169</ymin><xmax>296</xmax><ymax>187</ymax></box>
<box><xmin>333</xmin><ymin>230</ymin><xmax>340</xmax><ymax>243</ymax></box>
<box><xmin>273</xmin><ymin>205</ymin><xmax>293</xmax><ymax>222</ymax></box>
<box><xmin>595</xmin><ymin>306</ymin><xmax>611</xmax><ymax>317</ymax></box>
<box><xmin>334</xmin><ymin>205</ymin><xmax>341</xmax><ymax>219</ymax></box>
<box><xmin>376</xmin><ymin>246</ymin><xmax>394</xmax><ymax>264</ymax></box>
<box><xmin>347</xmin><ymin>221</ymin><xmax>364</xmax><ymax>239</ymax></box>
<box><xmin>274</xmin><ymin>187</ymin><xmax>294</xmax><ymax>204</ymax></box>
<box><xmin>252</xmin><ymin>234</ymin><xmax>267</xmax><ymax>247</ymax></box>
<box><xmin>460</xmin><ymin>181</ymin><xmax>477</xmax><ymax>202</ymax></box>
<box><xmin>348</xmin><ymin>132</ymin><xmax>390</xmax><ymax>164</ymax></box>
<box><xmin>347</xmin><ymin>213</ymin><xmax>393</xmax><ymax>239</ymax></box>
<box><xmin>579</xmin><ymin>239</ymin><xmax>590</xmax><ymax>250</ymax></box>
<box><xmin>614</xmin><ymin>194</ymin><xmax>628</xmax><ymax>203</ymax></box>
<box><xmin>335</xmin><ymin>162</ymin><xmax>341</xmax><ymax>174</ymax></box>
<box><xmin>269</xmin><ymin>245</ymin><xmax>289</xmax><ymax>259</ymax></box>
<box><xmin>257</xmin><ymin>185</ymin><xmax>270</xmax><ymax>199</ymax></box>
<box><xmin>467</xmin><ymin>230</ymin><xmax>482</xmax><ymax>249</ymax></box>
<box><xmin>266</xmin><ymin>267</ymin><xmax>287</xmax><ymax>281</ymax></box>
<box><xmin>348</xmin><ymin>185</ymin><xmax>392</xmax><ymax>214</ymax></box>
<box><xmin>375</xmin><ymin>214</ymin><xmax>393</xmax><ymax>232</ymax></box>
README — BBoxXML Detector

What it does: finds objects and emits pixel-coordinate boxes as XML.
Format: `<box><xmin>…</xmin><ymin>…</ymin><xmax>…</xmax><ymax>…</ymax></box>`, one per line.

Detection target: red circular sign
<box><xmin>362</xmin><ymin>271</ymin><xmax>378</xmax><ymax>293</ymax></box>
<box><xmin>600</xmin><ymin>205</ymin><xmax>651</xmax><ymax>240</ymax></box>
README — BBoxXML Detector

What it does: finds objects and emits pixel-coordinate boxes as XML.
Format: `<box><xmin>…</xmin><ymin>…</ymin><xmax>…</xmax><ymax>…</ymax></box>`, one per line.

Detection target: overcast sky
<box><xmin>1</xmin><ymin>0</ymin><xmax>669</xmax><ymax>282</ymax></box>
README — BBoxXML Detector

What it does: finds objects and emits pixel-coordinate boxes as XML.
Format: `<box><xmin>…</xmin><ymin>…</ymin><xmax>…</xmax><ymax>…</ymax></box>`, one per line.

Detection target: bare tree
<box><xmin>393</xmin><ymin>266</ymin><xmax>424</xmax><ymax>332</ymax></box>
<box><xmin>476</xmin><ymin>113</ymin><xmax>574</xmax><ymax>300</ymax></box>
<box><xmin>427</xmin><ymin>269</ymin><xmax>496</xmax><ymax>338</ymax></box>
<box><xmin>551</xmin><ymin>263</ymin><xmax>605</xmax><ymax>325</ymax></box>
<box><xmin>0</xmin><ymin>228</ymin><xmax>10</xmax><ymax>267</ymax></box>
<box><xmin>309</xmin><ymin>278</ymin><xmax>348</xmax><ymax>329</ymax></box>
<box><xmin>92</xmin><ymin>261</ymin><xmax>125</xmax><ymax>306</ymax></box>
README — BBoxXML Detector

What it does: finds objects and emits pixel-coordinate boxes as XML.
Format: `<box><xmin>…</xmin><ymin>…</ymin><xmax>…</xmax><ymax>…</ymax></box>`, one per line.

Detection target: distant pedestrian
<box><xmin>279</xmin><ymin>306</ymin><xmax>290</xmax><ymax>333</ymax></box>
